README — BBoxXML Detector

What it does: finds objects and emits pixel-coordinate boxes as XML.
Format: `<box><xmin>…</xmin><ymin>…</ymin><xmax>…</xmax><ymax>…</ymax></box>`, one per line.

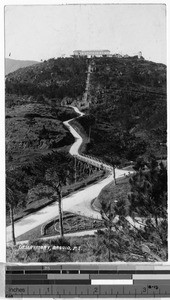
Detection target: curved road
<box><xmin>6</xmin><ymin>106</ymin><xmax>132</xmax><ymax>243</ymax></box>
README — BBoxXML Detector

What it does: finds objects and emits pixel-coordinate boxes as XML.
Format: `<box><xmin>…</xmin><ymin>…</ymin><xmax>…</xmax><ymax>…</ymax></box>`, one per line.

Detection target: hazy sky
<box><xmin>5</xmin><ymin>4</ymin><xmax>166</xmax><ymax>64</ymax></box>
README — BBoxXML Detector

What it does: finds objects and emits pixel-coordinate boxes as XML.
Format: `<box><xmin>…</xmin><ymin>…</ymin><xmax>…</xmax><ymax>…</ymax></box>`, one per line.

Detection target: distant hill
<box><xmin>5</xmin><ymin>58</ymin><xmax>40</xmax><ymax>75</ymax></box>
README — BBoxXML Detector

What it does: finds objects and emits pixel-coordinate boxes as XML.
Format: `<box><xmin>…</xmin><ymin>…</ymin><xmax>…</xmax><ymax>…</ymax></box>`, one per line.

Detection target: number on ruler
<box><xmin>93</xmin><ymin>287</ymin><xmax>99</xmax><ymax>294</ymax></box>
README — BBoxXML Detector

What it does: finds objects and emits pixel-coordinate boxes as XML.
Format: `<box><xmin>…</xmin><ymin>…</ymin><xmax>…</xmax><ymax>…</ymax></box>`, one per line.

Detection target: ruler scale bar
<box><xmin>6</xmin><ymin>275</ymin><xmax>48</xmax><ymax>280</ymax></box>
<box><xmin>6</xmin><ymin>265</ymin><xmax>170</xmax><ymax>298</ymax></box>
<box><xmin>6</xmin><ymin>285</ymin><xmax>170</xmax><ymax>296</ymax></box>
<box><xmin>6</xmin><ymin>268</ymin><xmax>170</xmax><ymax>274</ymax></box>
<box><xmin>91</xmin><ymin>279</ymin><xmax>133</xmax><ymax>285</ymax></box>
<box><xmin>133</xmin><ymin>280</ymin><xmax>170</xmax><ymax>285</ymax></box>
<box><xmin>133</xmin><ymin>274</ymin><xmax>170</xmax><ymax>279</ymax></box>
<box><xmin>47</xmin><ymin>274</ymin><xmax>89</xmax><ymax>280</ymax></box>
<box><xmin>6</xmin><ymin>280</ymin><xmax>92</xmax><ymax>285</ymax></box>
<box><xmin>90</xmin><ymin>274</ymin><xmax>132</xmax><ymax>279</ymax></box>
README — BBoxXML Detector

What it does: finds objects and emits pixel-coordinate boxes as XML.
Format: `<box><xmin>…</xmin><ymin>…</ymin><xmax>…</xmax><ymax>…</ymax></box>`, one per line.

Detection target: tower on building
<box><xmin>138</xmin><ymin>51</ymin><xmax>142</xmax><ymax>59</ymax></box>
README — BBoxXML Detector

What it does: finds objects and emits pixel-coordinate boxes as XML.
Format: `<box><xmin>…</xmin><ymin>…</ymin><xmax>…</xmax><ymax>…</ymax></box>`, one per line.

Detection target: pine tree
<box><xmin>128</xmin><ymin>156</ymin><xmax>167</xmax><ymax>222</ymax></box>
<box><xmin>45</xmin><ymin>169</ymin><xmax>65</xmax><ymax>239</ymax></box>
<box><xmin>6</xmin><ymin>170</ymin><xmax>26</xmax><ymax>245</ymax></box>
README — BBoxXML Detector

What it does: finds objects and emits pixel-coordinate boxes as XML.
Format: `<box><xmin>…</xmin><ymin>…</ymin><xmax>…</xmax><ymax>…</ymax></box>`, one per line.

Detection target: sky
<box><xmin>5</xmin><ymin>4</ymin><xmax>166</xmax><ymax>64</ymax></box>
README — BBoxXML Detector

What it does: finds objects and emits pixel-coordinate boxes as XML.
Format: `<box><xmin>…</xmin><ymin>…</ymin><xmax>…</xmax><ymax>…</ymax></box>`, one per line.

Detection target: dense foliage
<box><xmin>6</xmin><ymin>149</ymin><xmax>101</xmax><ymax>226</ymax></box>
<box><xmin>77</xmin><ymin>56</ymin><xmax>167</xmax><ymax>165</ymax></box>
<box><xmin>96</xmin><ymin>155</ymin><xmax>167</xmax><ymax>262</ymax></box>
<box><xmin>128</xmin><ymin>155</ymin><xmax>167</xmax><ymax>220</ymax></box>
<box><xmin>6</xmin><ymin>57</ymin><xmax>87</xmax><ymax>99</ymax></box>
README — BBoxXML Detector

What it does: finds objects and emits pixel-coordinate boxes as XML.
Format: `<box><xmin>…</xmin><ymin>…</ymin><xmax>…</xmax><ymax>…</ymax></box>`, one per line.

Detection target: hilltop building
<box><xmin>73</xmin><ymin>50</ymin><xmax>110</xmax><ymax>58</ymax></box>
<box><xmin>138</xmin><ymin>51</ymin><xmax>143</xmax><ymax>59</ymax></box>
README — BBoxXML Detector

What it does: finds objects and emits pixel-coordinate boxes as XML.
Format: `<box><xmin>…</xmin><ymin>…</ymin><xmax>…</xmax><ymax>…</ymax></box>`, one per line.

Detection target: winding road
<box><xmin>6</xmin><ymin>106</ymin><xmax>132</xmax><ymax>243</ymax></box>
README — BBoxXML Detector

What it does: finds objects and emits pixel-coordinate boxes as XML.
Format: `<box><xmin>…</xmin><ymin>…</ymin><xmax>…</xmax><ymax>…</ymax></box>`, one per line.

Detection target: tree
<box><xmin>94</xmin><ymin>156</ymin><xmax>167</xmax><ymax>262</ymax></box>
<box><xmin>109</xmin><ymin>158</ymin><xmax>119</xmax><ymax>185</ymax></box>
<box><xmin>56</xmin><ymin>181</ymin><xmax>64</xmax><ymax>238</ymax></box>
<box><xmin>100</xmin><ymin>202</ymin><xmax>113</xmax><ymax>261</ymax></box>
<box><xmin>6</xmin><ymin>170</ymin><xmax>26</xmax><ymax>245</ymax></box>
<box><xmin>128</xmin><ymin>156</ymin><xmax>167</xmax><ymax>222</ymax></box>
<box><xmin>126</xmin><ymin>155</ymin><xmax>167</xmax><ymax>260</ymax></box>
<box><xmin>94</xmin><ymin>201</ymin><xmax>121</xmax><ymax>262</ymax></box>
<box><xmin>45</xmin><ymin>169</ymin><xmax>65</xmax><ymax>239</ymax></box>
<box><xmin>6</xmin><ymin>185</ymin><xmax>16</xmax><ymax>245</ymax></box>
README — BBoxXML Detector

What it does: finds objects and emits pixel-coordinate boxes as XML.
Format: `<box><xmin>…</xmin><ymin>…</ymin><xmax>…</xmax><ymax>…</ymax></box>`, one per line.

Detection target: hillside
<box><xmin>6</xmin><ymin>55</ymin><xmax>166</xmax><ymax>167</ymax></box>
<box><xmin>5</xmin><ymin>58</ymin><xmax>40</xmax><ymax>75</ymax></box>
<box><xmin>6</xmin><ymin>94</ymin><xmax>77</xmax><ymax>166</ymax></box>
<box><xmin>5</xmin><ymin>56</ymin><xmax>87</xmax><ymax>99</ymax></box>
<box><xmin>5</xmin><ymin>56</ymin><xmax>92</xmax><ymax>225</ymax></box>
<box><xmin>5</xmin><ymin>56</ymin><xmax>167</xmax><ymax>207</ymax></box>
<box><xmin>5</xmin><ymin>55</ymin><xmax>167</xmax><ymax>261</ymax></box>
<box><xmin>76</xmin><ymin>56</ymin><xmax>167</xmax><ymax>166</ymax></box>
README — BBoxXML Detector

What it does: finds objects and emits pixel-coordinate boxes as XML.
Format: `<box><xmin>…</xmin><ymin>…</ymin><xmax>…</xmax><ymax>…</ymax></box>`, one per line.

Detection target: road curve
<box><xmin>64</xmin><ymin>106</ymin><xmax>113</xmax><ymax>172</ymax></box>
<box><xmin>6</xmin><ymin>106</ymin><xmax>131</xmax><ymax>242</ymax></box>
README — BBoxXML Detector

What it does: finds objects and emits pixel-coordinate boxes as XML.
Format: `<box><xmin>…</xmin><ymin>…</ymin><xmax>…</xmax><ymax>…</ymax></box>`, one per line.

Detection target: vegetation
<box><xmin>7</xmin><ymin>214</ymin><xmax>167</xmax><ymax>262</ymax></box>
<box><xmin>6</xmin><ymin>149</ymin><xmax>103</xmax><ymax>226</ymax></box>
<box><xmin>15</xmin><ymin>211</ymin><xmax>105</xmax><ymax>242</ymax></box>
<box><xmin>5</xmin><ymin>57</ymin><xmax>89</xmax><ymax>238</ymax></box>
<box><xmin>46</xmin><ymin>213</ymin><xmax>104</xmax><ymax>236</ymax></box>
<box><xmin>6</xmin><ymin>55</ymin><xmax>167</xmax><ymax>261</ymax></box>
<box><xmin>6</xmin><ymin>57</ymin><xmax>87</xmax><ymax>99</ymax></box>
<box><xmin>128</xmin><ymin>155</ymin><xmax>167</xmax><ymax>220</ymax></box>
<box><xmin>97</xmin><ymin>155</ymin><xmax>167</xmax><ymax>262</ymax></box>
<box><xmin>6</xmin><ymin>171</ymin><xmax>26</xmax><ymax>245</ymax></box>
<box><xmin>94</xmin><ymin>176</ymin><xmax>131</xmax><ymax>211</ymax></box>
<box><xmin>5</xmin><ymin>93</ymin><xmax>103</xmax><ymax>241</ymax></box>
<box><xmin>7</xmin><ymin>156</ymin><xmax>167</xmax><ymax>262</ymax></box>
<box><xmin>76</xmin><ymin>56</ymin><xmax>167</xmax><ymax>166</ymax></box>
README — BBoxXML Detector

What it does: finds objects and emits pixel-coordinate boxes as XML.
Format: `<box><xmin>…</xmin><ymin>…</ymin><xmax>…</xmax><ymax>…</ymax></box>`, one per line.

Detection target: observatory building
<box><xmin>73</xmin><ymin>50</ymin><xmax>110</xmax><ymax>58</ymax></box>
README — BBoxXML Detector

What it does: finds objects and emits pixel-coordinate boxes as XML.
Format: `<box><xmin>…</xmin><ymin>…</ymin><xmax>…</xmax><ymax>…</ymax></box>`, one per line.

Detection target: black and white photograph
<box><xmin>5</xmin><ymin>3</ymin><xmax>167</xmax><ymax>263</ymax></box>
